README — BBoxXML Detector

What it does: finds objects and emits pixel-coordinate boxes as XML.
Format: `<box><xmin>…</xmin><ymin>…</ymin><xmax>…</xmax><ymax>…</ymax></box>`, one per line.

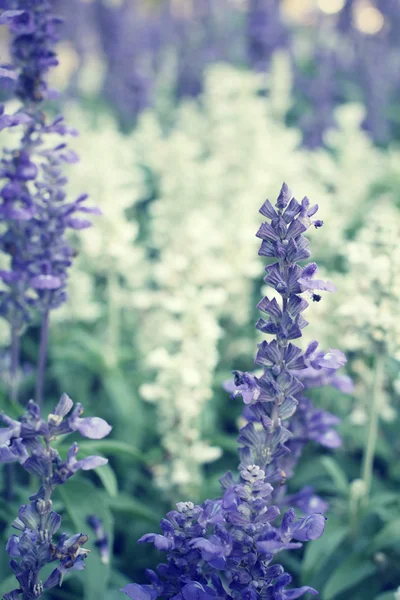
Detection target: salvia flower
<box><xmin>121</xmin><ymin>183</ymin><xmax>345</xmax><ymax>600</ymax></box>
<box><xmin>0</xmin><ymin>393</ymin><xmax>111</xmax><ymax>599</ymax></box>
<box><xmin>0</xmin><ymin>0</ymin><xmax>99</xmax><ymax>404</ymax></box>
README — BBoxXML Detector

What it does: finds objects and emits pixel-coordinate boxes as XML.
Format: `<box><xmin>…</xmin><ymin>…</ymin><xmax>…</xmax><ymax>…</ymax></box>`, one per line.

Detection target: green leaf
<box><xmin>57</xmin><ymin>439</ymin><xmax>145</xmax><ymax>463</ymax></box>
<box><xmin>95</xmin><ymin>463</ymin><xmax>118</xmax><ymax>497</ymax></box>
<box><xmin>0</xmin><ymin>574</ymin><xmax>19</xmax><ymax>598</ymax></box>
<box><xmin>320</xmin><ymin>456</ymin><xmax>348</xmax><ymax>494</ymax></box>
<box><xmin>322</xmin><ymin>555</ymin><xmax>377</xmax><ymax>600</ymax></box>
<box><xmin>211</xmin><ymin>434</ymin><xmax>237</xmax><ymax>454</ymax></box>
<box><xmin>370</xmin><ymin>519</ymin><xmax>400</xmax><ymax>552</ymax></box>
<box><xmin>375</xmin><ymin>592</ymin><xmax>400</xmax><ymax>600</ymax></box>
<box><xmin>78</xmin><ymin>439</ymin><xmax>145</xmax><ymax>462</ymax></box>
<box><xmin>59</xmin><ymin>478</ymin><xmax>114</xmax><ymax>600</ymax></box>
<box><xmin>301</xmin><ymin>517</ymin><xmax>348</xmax><ymax>584</ymax></box>
<box><xmin>108</xmin><ymin>493</ymin><xmax>159</xmax><ymax>525</ymax></box>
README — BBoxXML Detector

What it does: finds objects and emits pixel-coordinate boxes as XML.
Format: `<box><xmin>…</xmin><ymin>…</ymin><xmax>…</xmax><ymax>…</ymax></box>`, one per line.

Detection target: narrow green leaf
<box><xmin>375</xmin><ymin>591</ymin><xmax>400</xmax><ymax>600</ymax></box>
<box><xmin>212</xmin><ymin>434</ymin><xmax>237</xmax><ymax>454</ymax></box>
<box><xmin>370</xmin><ymin>519</ymin><xmax>400</xmax><ymax>552</ymax></box>
<box><xmin>323</xmin><ymin>555</ymin><xmax>376</xmax><ymax>600</ymax></box>
<box><xmin>108</xmin><ymin>493</ymin><xmax>159</xmax><ymax>525</ymax></box>
<box><xmin>0</xmin><ymin>574</ymin><xmax>19</xmax><ymax>598</ymax></box>
<box><xmin>77</xmin><ymin>439</ymin><xmax>145</xmax><ymax>462</ymax></box>
<box><xmin>95</xmin><ymin>463</ymin><xmax>118</xmax><ymax>497</ymax></box>
<box><xmin>320</xmin><ymin>456</ymin><xmax>348</xmax><ymax>494</ymax></box>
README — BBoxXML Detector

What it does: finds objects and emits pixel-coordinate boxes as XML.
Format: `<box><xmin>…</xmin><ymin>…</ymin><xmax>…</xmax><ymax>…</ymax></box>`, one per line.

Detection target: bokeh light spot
<box><xmin>283</xmin><ymin>0</ymin><xmax>314</xmax><ymax>21</ymax></box>
<box><xmin>354</xmin><ymin>2</ymin><xmax>384</xmax><ymax>35</ymax></box>
<box><xmin>318</xmin><ymin>0</ymin><xmax>345</xmax><ymax>14</ymax></box>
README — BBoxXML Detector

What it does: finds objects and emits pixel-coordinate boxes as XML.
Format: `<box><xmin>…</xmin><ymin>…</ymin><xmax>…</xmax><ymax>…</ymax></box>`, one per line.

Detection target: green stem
<box><xmin>10</xmin><ymin>326</ymin><xmax>20</xmax><ymax>405</ymax></box>
<box><xmin>107</xmin><ymin>270</ymin><xmax>120</xmax><ymax>369</ymax></box>
<box><xmin>35</xmin><ymin>309</ymin><xmax>50</xmax><ymax>408</ymax></box>
<box><xmin>361</xmin><ymin>353</ymin><xmax>385</xmax><ymax>498</ymax></box>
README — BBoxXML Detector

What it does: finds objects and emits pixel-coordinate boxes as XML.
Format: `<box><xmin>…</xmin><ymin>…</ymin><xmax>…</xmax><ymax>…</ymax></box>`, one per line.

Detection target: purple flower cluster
<box><xmin>120</xmin><ymin>184</ymin><xmax>346</xmax><ymax>600</ymax></box>
<box><xmin>0</xmin><ymin>393</ymin><xmax>111</xmax><ymax>600</ymax></box>
<box><xmin>0</xmin><ymin>0</ymin><xmax>99</xmax><ymax>403</ymax></box>
<box><xmin>247</xmin><ymin>0</ymin><xmax>288</xmax><ymax>72</ymax></box>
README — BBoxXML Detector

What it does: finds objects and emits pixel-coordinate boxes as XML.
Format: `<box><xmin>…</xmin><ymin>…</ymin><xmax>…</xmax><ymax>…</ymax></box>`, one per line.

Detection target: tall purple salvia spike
<box><xmin>0</xmin><ymin>4</ymin><xmax>112</xmax><ymax>599</ymax></box>
<box><xmin>0</xmin><ymin>1</ymin><xmax>99</xmax><ymax>405</ymax></box>
<box><xmin>121</xmin><ymin>184</ymin><xmax>345</xmax><ymax>600</ymax></box>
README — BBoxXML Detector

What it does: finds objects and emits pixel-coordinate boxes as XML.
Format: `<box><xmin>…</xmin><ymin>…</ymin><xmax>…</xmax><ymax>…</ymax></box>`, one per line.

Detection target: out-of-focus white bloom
<box><xmin>306</xmin><ymin>103</ymin><xmax>383</xmax><ymax>262</ymax></box>
<box><xmin>66</xmin><ymin>106</ymin><xmax>146</xmax><ymax>283</ymax></box>
<box><xmin>53</xmin><ymin>271</ymin><xmax>101</xmax><ymax>324</ymax></box>
<box><xmin>309</xmin><ymin>202</ymin><xmax>400</xmax><ymax>424</ymax></box>
<box><xmin>52</xmin><ymin>107</ymin><xmax>147</xmax><ymax>368</ymax></box>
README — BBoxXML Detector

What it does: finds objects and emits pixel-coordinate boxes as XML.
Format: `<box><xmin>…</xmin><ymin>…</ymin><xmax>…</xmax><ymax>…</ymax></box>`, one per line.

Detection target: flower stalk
<box><xmin>35</xmin><ymin>310</ymin><xmax>50</xmax><ymax>407</ymax></box>
<box><xmin>361</xmin><ymin>351</ymin><xmax>385</xmax><ymax>498</ymax></box>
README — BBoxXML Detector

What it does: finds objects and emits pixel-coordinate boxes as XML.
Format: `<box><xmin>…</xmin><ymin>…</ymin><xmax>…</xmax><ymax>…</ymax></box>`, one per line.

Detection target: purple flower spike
<box><xmin>0</xmin><ymin>0</ymin><xmax>100</xmax><ymax>331</ymax></box>
<box><xmin>116</xmin><ymin>184</ymin><xmax>345</xmax><ymax>600</ymax></box>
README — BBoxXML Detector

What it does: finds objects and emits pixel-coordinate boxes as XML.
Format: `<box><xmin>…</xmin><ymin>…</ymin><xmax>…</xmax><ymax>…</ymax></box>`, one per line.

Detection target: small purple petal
<box><xmin>43</xmin><ymin>568</ymin><xmax>62</xmax><ymax>589</ymax></box>
<box><xmin>6</xmin><ymin>535</ymin><xmax>20</xmax><ymax>558</ymax></box>
<box><xmin>52</xmin><ymin>393</ymin><xmax>74</xmax><ymax>418</ymax></box>
<box><xmin>291</xmin><ymin>514</ymin><xmax>326</xmax><ymax>542</ymax></box>
<box><xmin>315</xmin><ymin>349</ymin><xmax>346</xmax><ymax>370</ymax></box>
<box><xmin>298</xmin><ymin>277</ymin><xmax>336</xmax><ymax>293</ymax></box>
<box><xmin>75</xmin><ymin>416</ymin><xmax>112</xmax><ymax>439</ymax></box>
<box><xmin>73</xmin><ymin>455</ymin><xmax>108</xmax><ymax>471</ymax></box>
<box><xmin>66</xmin><ymin>218</ymin><xmax>92</xmax><ymax>230</ymax></box>
<box><xmin>317</xmin><ymin>430</ymin><xmax>342</xmax><ymax>449</ymax></box>
<box><xmin>284</xmin><ymin>587</ymin><xmax>318</xmax><ymax>599</ymax></box>
<box><xmin>30</xmin><ymin>275</ymin><xmax>62</xmax><ymax>290</ymax></box>
<box><xmin>0</xmin><ymin>444</ymin><xmax>19</xmax><ymax>463</ymax></box>
<box><xmin>0</xmin><ymin>66</ymin><xmax>17</xmax><ymax>80</ymax></box>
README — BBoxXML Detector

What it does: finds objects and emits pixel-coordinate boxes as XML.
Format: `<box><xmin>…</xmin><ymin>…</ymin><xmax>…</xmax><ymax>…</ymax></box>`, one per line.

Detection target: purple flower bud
<box><xmin>276</xmin><ymin>182</ymin><xmax>292</xmax><ymax>209</ymax></box>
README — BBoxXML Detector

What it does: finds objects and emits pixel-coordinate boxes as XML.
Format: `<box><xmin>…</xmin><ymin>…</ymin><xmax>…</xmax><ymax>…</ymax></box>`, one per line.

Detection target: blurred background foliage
<box><xmin>1</xmin><ymin>1</ymin><xmax>400</xmax><ymax>599</ymax></box>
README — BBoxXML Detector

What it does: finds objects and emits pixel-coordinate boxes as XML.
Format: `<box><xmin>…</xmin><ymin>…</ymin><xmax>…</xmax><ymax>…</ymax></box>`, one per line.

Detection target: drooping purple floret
<box><xmin>121</xmin><ymin>184</ymin><xmax>345</xmax><ymax>600</ymax></box>
<box><xmin>87</xmin><ymin>515</ymin><xmax>110</xmax><ymax>565</ymax></box>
